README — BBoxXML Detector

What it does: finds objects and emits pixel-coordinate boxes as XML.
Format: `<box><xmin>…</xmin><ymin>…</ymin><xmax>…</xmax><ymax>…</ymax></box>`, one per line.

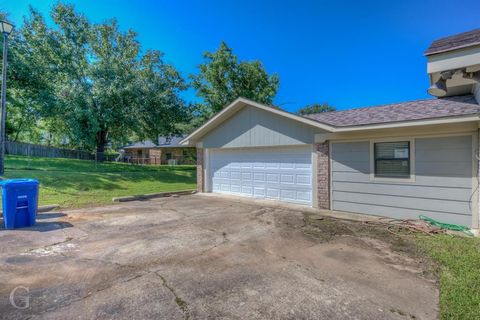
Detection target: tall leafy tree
<box><xmin>191</xmin><ymin>42</ymin><xmax>279</xmax><ymax>119</ymax></box>
<box><xmin>297</xmin><ymin>103</ymin><xmax>335</xmax><ymax>115</ymax></box>
<box><xmin>13</xmin><ymin>4</ymin><xmax>187</xmax><ymax>160</ymax></box>
<box><xmin>135</xmin><ymin>50</ymin><xmax>189</xmax><ymax>142</ymax></box>
<box><xmin>2</xmin><ymin>10</ymin><xmax>51</xmax><ymax>143</ymax></box>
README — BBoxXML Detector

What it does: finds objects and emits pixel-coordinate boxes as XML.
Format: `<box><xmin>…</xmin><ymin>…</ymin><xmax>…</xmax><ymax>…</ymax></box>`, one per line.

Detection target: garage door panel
<box><xmin>295</xmin><ymin>163</ymin><xmax>311</xmax><ymax>169</ymax></box>
<box><xmin>230</xmin><ymin>184</ymin><xmax>241</xmax><ymax>193</ymax></box>
<box><xmin>266</xmin><ymin>162</ymin><xmax>280</xmax><ymax>169</ymax></box>
<box><xmin>280</xmin><ymin>174</ymin><xmax>295</xmax><ymax>184</ymax></box>
<box><xmin>253</xmin><ymin>162</ymin><xmax>266</xmax><ymax>169</ymax></box>
<box><xmin>210</xmin><ymin>147</ymin><xmax>312</xmax><ymax>205</ymax></box>
<box><xmin>266</xmin><ymin>188</ymin><xmax>280</xmax><ymax>199</ymax></box>
<box><xmin>242</xmin><ymin>163</ymin><xmax>252</xmax><ymax>169</ymax></box>
<box><xmin>266</xmin><ymin>173</ymin><xmax>279</xmax><ymax>183</ymax></box>
<box><xmin>241</xmin><ymin>186</ymin><xmax>253</xmax><ymax>195</ymax></box>
<box><xmin>296</xmin><ymin>191</ymin><xmax>311</xmax><ymax>202</ymax></box>
<box><xmin>241</xmin><ymin>172</ymin><xmax>252</xmax><ymax>180</ymax></box>
<box><xmin>296</xmin><ymin>175</ymin><xmax>311</xmax><ymax>185</ymax></box>
<box><xmin>230</xmin><ymin>171</ymin><xmax>241</xmax><ymax>180</ymax></box>
<box><xmin>280</xmin><ymin>162</ymin><xmax>295</xmax><ymax>169</ymax></box>
<box><xmin>281</xmin><ymin>189</ymin><xmax>296</xmax><ymax>200</ymax></box>
<box><xmin>253</xmin><ymin>173</ymin><xmax>265</xmax><ymax>182</ymax></box>
<box><xmin>254</xmin><ymin>187</ymin><xmax>265</xmax><ymax>197</ymax></box>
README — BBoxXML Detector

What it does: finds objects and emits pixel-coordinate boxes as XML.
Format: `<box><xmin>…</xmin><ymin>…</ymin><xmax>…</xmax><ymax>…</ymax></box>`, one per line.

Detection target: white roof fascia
<box><xmin>333</xmin><ymin>115</ymin><xmax>480</xmax><ymax>132</ymax></box>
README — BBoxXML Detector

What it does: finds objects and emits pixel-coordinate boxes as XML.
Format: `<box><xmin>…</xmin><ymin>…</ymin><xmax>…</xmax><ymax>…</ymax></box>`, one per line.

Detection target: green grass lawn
<box><xmin>416</xmin><ymin>235</ymin><xmax>480</xmax><ymax>319</ymax></box>
<box><xmin>2</xmin><ymin>155</ymin><xmax>196</xmax><ymax>208</ymax></box>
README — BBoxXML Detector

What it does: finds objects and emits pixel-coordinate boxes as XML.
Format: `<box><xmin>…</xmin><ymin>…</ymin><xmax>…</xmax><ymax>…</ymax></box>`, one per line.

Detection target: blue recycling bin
<box><xmin>0</xmin><ymin>179</ymin><xmax>39</xmax><ymax>229</ymax></box>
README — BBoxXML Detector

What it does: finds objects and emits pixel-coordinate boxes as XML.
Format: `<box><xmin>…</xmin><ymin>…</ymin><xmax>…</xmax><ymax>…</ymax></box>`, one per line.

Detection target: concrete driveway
<box><xmin>0</xmin><ymin>194</ymin><xmax>438</xmax><ymax>319</ymax></box>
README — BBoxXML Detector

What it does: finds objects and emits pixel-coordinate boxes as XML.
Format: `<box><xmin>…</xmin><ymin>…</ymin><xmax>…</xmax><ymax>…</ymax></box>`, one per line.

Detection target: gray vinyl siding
<box><xmin>202</xmin><ymin>106</ymin><xmax>323</xmax><ymax>148</ymax></box>
<box><xmin>331</xmin><ymin>135</ymin><xmax>473</xmax><ymax>227</ymax></box>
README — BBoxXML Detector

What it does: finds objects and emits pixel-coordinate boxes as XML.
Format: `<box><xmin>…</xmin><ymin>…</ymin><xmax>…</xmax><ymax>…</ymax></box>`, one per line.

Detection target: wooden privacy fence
<box><xmin>6</xmin><ymin>141</ymin><xmax>95</xmax><ymax>160</ymax></box>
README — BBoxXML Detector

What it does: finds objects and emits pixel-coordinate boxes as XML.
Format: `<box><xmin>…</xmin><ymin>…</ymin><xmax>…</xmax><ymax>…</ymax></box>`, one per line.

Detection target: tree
<box><xmin>0</xmin><ymin>10</ymin><xmax>50</xmax><ymax>143</ymax></box>
<box><xmin>191</xmin><ymin>42</ymin><xmax>279</xmax><ymax>119</ymax></box>
<box><xmin>13</xmin><ymin>4</ymin><xmax>187</xmax><ymax>160</ymax></box>
<box><xmin>297</xmin><ymin>103</ymin><xmax>335</xmax><ymax>115</ymax></box>
<box><xmin>135</xmin><ymin>50</ymin><xmax>190</xmax><ymax>143</ymax></box>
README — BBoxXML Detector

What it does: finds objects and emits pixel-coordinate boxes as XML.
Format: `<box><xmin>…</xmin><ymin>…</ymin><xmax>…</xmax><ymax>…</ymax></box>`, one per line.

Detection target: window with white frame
<box><xmin>374</xmin><ymin>141</ymin><xmax>411</xmax><ymax>178</ymax></box>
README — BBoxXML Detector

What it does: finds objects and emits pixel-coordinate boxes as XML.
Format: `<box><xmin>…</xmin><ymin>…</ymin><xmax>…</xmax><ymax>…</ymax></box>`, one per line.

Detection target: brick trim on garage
<box><xmin>316</xmin><ymin>142</ymin><xmax>330</xmax><ymax>209</ymax></box>
<box><xmin>196</xmin><ymin>148</ymin><xmax>204</xmax><ymax>192</ymax></box>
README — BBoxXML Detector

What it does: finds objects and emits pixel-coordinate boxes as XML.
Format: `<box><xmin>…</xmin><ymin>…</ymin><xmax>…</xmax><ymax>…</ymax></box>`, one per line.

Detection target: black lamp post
<box><xmin>0</xmin><ymin>20</ymin><xmax>14</xmax><ymax>176</ymax></box>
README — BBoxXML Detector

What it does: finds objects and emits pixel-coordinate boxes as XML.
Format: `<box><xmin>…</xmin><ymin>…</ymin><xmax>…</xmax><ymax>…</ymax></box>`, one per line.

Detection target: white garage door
<box><xmin>209</xmin><ymin>146</ymin><xmax>312</xmax><ymax>205</ymax></box>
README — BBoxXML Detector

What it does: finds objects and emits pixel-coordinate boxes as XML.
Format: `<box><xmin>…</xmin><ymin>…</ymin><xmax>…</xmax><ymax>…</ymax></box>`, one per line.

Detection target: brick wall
<box><xmin>316</xmin><ymin>142</ymin><xmax>330</xmax><ymax>209</ymax></box>
<box><xmin>196</xmin><ymin>148</ymin><xmax>204</xmax><ymax>192</ymax></box>
<box><xmin>148</xmin><ymin>148</ymin><xmax>162</xmax><ymax>165</ymax></box>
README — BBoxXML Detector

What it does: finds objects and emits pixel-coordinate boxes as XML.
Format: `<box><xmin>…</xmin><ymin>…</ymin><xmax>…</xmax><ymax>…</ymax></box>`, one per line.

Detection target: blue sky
<box><xmin>2</xmin><ymin>0</ymin><xmax>480</xmax><ymax>112</ymax></box>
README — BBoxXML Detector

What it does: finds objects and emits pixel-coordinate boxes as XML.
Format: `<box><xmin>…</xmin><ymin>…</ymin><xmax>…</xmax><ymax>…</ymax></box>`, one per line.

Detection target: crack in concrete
<box><xmin>77</xmin><ymin>257</ymin><xmax>138</xmax><ymax>270</ymax></box>
<box><xmin>32</xmin><ymin>270</ymin><xmax>150</xmax><ymax>317</ymax></box>
<box><xmin>23</xmin><ymin>236</ymin><xmax>74</xmax><ymax>254</ymax></box>
<box><xmin>188</xmin><ymin>231</ymin><xmax>230</xmax><ymax>261</ymax></box>
<box><xmin>154</xmin><ymin>272</ymin><xmax>191</xmax><ymax>320</ymax></box>
<box><xmin>56</xmin><ymin>264</ymin><xmax>191</xmax><ymax>320</ymax></box>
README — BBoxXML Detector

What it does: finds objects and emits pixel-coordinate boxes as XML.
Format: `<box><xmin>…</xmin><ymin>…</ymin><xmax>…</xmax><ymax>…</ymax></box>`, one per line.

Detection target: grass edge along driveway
<box><xmin>416</xmin><ymin>234</ymin><xmax>480</xmax><ymax>320</ymax></box>
<box><xmin>2</xmin><ymin>155</ymin><xmax>196</xmax><ymax>208</ymax></box>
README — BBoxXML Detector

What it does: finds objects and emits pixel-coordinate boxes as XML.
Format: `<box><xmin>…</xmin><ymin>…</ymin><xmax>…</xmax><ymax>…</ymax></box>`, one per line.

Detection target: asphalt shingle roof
<box><xmin>157</xmin><ymin>135</ymin><xmax>187</xmax><ymax>147</ymax></box>
<box><xmin>425</xmin><ymin>29</ymin><xmax>480</xmax><ymax>56</ymax></box>
<box><xmin>305</xmin><ymin>95</ymin><xmax>479</xmax><ymax>127</ymax></box>
<box><xmin>123</xmin><ymin>140</ymin><xmax>157</xmax><ymax>149</ymax></box>
<box><xmin>123</xmin><ymin>135</ymin><xmax>187</xmax><ymax>149</ymax></box>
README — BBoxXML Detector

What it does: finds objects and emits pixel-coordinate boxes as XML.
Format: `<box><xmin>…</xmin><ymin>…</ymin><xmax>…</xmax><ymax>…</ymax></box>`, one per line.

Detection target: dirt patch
<box><xmin>302</xmin><ymin>213</ymin><xmax>420</xmax><ymax>253</ymax></box>
<box><xmin>303</xmin><ymin>214</ymin><xmax>355</xmax><ymax>242</ymax></box>
<box><xmin>274</xmin><ymin>211</ymin><xmax>437</xmax><ymax>281</ymax></box>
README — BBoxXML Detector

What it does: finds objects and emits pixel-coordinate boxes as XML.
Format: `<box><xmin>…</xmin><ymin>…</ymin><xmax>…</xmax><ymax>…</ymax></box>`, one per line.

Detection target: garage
<box><xmin>209</xmin><ymin>146</ymin><xmax>313</xmax><ymax>205</ymax></box>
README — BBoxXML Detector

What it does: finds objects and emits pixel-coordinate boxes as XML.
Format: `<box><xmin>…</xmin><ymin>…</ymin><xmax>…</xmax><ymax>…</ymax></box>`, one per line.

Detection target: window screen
<box><xmin>374</xmin><ymin>141</ymin><xmax>410</xmax><ymax>178</ymax></box>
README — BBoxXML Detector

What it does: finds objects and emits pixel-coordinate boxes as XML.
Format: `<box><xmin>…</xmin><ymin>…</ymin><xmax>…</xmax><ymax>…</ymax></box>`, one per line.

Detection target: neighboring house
<box><xmin>122</xmin><ymin>135</ymin><xmax>196</xmax><ymax>165</ymax></box>
<box><xmin>181</xmin><ymin>28</ymin><xmax>480</xmax><ymax>232</ymax></box>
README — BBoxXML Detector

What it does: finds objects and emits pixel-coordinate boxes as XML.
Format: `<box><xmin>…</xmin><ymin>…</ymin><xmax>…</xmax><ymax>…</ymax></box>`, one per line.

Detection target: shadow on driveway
<box><xmin>0</xmin><ymin>212</ymin><xmax>72</xmax><ymax>232</ymax></box>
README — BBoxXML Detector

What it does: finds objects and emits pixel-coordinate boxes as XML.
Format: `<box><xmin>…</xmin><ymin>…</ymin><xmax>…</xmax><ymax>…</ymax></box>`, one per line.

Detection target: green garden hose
<box><xmin>419</xmin><ymin>215</ymin><xmax>473</xmax><ymax>236</ymax></box>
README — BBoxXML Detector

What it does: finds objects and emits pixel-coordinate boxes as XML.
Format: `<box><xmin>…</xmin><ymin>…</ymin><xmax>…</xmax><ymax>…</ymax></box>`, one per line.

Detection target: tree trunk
<box><xmin>95</xmin><ymin>130</ymin><xmax>108</xmax><ymax>162</ymax></box>
<box><xmin>13</xmin><ymin>118</ymin><xmax>24</xmax><ymax>142</ymax></box>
